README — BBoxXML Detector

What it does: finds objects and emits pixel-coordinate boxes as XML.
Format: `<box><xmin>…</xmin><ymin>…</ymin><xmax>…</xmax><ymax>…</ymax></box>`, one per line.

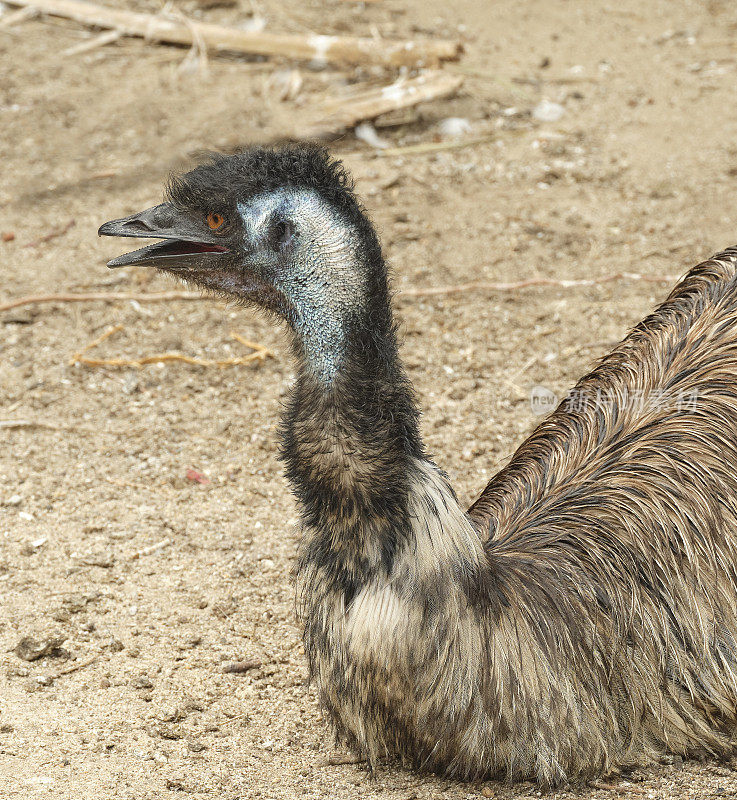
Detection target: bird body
<box><xmin>99</xmin><ymin>146</ymin><xmax>737</xmax><ymax>785</ymax></box>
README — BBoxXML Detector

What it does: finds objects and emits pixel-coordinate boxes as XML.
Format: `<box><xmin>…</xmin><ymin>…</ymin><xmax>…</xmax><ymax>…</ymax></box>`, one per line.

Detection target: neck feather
<box><xmin>280</xmin><ymin>281</ymin><xmax>425</xmax><ymax>580</ymax></box>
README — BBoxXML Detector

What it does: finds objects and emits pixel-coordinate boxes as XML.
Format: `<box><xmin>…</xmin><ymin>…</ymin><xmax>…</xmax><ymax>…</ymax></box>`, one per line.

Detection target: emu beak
<box><xmin>98</xmin><ymin>203</ymin><xmax>231</xmax><ymax>270</ymax></box>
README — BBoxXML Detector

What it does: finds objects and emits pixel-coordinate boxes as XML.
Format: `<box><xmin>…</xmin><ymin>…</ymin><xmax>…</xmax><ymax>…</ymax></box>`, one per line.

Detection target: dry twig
<box><xmin>0</xmin><ymin>5</ymin><xmax>39</xmax><ymax>28</ymax></box>
<box><xmin>54</xmin><ymin>654</ymin><xmax>99</xmax><ymax>678</ymax></box>
<box><xmin>6</xmin><ymin>0</ymin><xmax>461</xmax><ymax>67</ymax></box>
<box><xmin>68</xmin><ymin>324</ymin><xmax>274</xmax><ymax>369</ymax></box>
<box><xmin>301</xmin><ymin>71</ymin><xmax>464</xmax><ymax>138</ymax></box>
<box><xmin>0</xmin><ymin>290</ymin><xmax>200</xmax><ymax>313</ymax></box>
<box><xmin>373</xmin><ymin>133</ymin><xmax>497</xmax><ymax>158</ymax></box>
<box><xmin>63</xmin><ymin>28</ymin><xmax>121</xmax><ymax>56</ymax></box>
<box><xmin>129</xmin><ymin>538</ymin><xmax>171</xmax><ymax>561</ymax></box>
<box><xmin>399</xmin><ymin>272</ymin><xmax>681</xmax><ymax>297</ymax></box>
<box><xmin>23</xmin><ymin>219</ymin><xmax>75</xmax><ymax>248</ymax></box>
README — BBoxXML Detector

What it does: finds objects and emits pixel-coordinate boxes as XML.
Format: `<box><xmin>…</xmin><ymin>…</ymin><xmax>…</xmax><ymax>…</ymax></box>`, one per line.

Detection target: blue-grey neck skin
<box><xmin>237</xmin><ymin>188</ymin><xmax>367</xmax><ymax>384</ymax></box>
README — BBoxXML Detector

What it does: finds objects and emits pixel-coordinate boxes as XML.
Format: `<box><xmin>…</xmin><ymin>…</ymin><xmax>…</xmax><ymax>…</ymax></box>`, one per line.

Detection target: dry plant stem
<box><xmin>68</xmin><ymin>324</ymin><xmax>274</xmax><ymax>369</ymax></box>
<box><xmin>373</xmin><ymin>133</ymin><xmax>497</xmax><ymax>157</ymax></box>
<box><xmin>6</xmin><ymin>0</ymin><xmax>461</xmax><ymax>67</ymax></box>
<box><xmin>54</xmin><ymin>655</ymin><xmax>99</xmax><ymax>678</ymax></box>
<box><xmin>23</xmin><ymin>219</ymin><xmax>75</xmax><ymax>247</ymax></box>
<box><xmin>129</xmin><ymin>539</ymin><xmax>171</xmax><ymax>561</ymax></box>
<box><xmin>302</xmin><ymin>71</ymin><xmax>464</xmax><ymax>138</ymax></box>
<box><xmin>0</xmin><ymin>273</ymin><xmax>682</xmax><ymax>316</ymax></box>
<box><xmin>63</xmin><ymin>29</ymin><xmax>121</xmax><ymax>56</ymax></box>
<box><xmin>400</xmin><ymin>272</ymin><xmax>681</xmax><ymax>296</ymax></box>
<box><xmin>0</xmin><ymin>419</ymin><xmax>131</xmax><ymax>435</ymax></box>
<box><xmin>0</xmin><ymin>291</ymin><xmax>201</xmax><ymax>313</ymax></box>
<box><xmin>0</xmin><ymin>5</ymin><xmax>39</xmax><ymax>28</ymax></box>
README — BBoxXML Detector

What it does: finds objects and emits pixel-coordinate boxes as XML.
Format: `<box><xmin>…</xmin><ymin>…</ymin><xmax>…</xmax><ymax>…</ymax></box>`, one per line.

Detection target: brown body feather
<box><xmin>102</xmin><ymin>147</ymin><xmax>737</xmax><ymax>786</ymax></box>
<box><xmin>296</xmin><ymin>249</ymin><xmax>737</xmax><ymax>785</ymax></box>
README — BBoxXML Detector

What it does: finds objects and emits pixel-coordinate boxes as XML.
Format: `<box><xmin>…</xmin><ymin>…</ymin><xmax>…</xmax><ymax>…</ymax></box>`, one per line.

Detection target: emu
<box><xmin>99</xmin><ymin>145</ymin><xmax>737</xmax><ymax>786</ymax></box>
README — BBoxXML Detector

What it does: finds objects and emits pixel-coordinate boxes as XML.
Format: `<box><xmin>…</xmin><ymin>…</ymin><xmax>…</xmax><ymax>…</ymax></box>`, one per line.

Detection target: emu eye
<box><xmin>206</xmin><ymin>212</ymin><xmax>225</xmax><ymax>231</ymax></box>
<box><xmin>270</xmin><ymin>218</ymin><xmax>295</xmax><ymax>250</ymax></box>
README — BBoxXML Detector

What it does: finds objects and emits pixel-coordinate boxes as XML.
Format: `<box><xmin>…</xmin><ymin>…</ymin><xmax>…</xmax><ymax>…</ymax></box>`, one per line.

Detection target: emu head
<box><xmin>99</xmin><ymin>146</ymin><xmax>388</xmax><ymax>381</ymax></box>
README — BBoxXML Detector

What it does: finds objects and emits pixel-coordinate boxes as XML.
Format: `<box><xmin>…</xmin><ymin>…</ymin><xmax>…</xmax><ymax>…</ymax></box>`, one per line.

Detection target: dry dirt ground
<box><xmin>2</xmin><ymin>0</ymin><xmax>737</xmax><ymax>798</ymax></box>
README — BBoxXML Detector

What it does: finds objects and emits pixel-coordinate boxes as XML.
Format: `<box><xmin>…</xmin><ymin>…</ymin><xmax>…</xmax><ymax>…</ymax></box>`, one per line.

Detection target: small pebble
<box><xmin>438</xmin><ymin>116</ymin><xmax>472</xmax><ymax>138</ymax></box>
<box><xmin>13</xmin><ymin>635</ymin><xmax>66</xmax><ymax>662</ymax></box>
<box><xmin>222</xmin><ymin>659</ymin><xmax>262</xmax><ymax>674</ymax></box>
<box><xmin>532</xmin><ymin>99</ymin><xmax>565</xmax><ymax>122</ymax></box>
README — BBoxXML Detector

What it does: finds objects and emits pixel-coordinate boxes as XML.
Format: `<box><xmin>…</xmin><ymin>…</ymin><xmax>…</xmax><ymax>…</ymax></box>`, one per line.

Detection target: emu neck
<box><xmin>281</xmin><ymin>305</ymin><xmax>425</xmax><ymax>584</ymax></box>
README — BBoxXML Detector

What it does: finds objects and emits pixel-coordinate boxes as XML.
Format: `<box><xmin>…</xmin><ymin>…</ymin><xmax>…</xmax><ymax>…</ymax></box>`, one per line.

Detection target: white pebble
<box><xmin>438</xmin><ymin>117</ymin><xmax>472</xmax><ymax>139</ymax></box>
<box><xmin>532</xmin><ymin>100</ymin><xmax>565</xmax><ymax>122</ymax></box>
<box><xmin>354</xmin><ymin>122</ymin><xmax>390</xmax><ymax>150</ymax></box>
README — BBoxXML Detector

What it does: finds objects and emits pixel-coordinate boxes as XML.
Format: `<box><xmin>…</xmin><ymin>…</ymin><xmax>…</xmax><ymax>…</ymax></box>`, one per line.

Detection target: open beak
<box><xmin>98</xmin><ymin>202</ymin><xmax>232</xmax><ymax>270</ymax></box>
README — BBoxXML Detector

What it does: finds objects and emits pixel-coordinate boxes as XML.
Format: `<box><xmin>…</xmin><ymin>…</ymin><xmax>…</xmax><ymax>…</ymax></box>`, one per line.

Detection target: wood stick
<box><xmin>6</xmin><ymin>0</ymin><xmax>462</xmax><ymax>67</ymax></box>
<box><xmin>374</xmin><ymin>133</ymin><xmax>496</xmax><ymax>158</ymax></box>
<box><xmin>0</xmin><ymin>5</ymin><xmax>39</xmax><ymax>28</ymax></box>
<box><xmin>68</xmin><ymin>323</ymin><xmax>274</xmax><ymax>370</ymax></box>
<box><xmin>129</xmin><ymin>538</ymin><xmax>171</xmax><ymax>560</ymax></box>
<box><xmin>63</xmin><ymin>28</ymin><xmax>120</xmax><ymax>56</ymax></box>
<box><xmin>0</xmin><ymin>272</ymin><xmax>683</xmax><ymax>317</ymax></box>
<box><xmin>0</xmin><ymin>290</ymin><xmax>201</xmax><ymax>313</ymax></box>
<box><xmin>399</xmin><ymin>272</ymin><xmax>681</xmax><ymax>297</ymax></box>
<box><xmin>301</xmin><ymin>71</ymin><xmax>464</xmax><ymax>138</ymax></box>
<box><xmin>23</xmin><ymin>219</ymin><xmax>75</xmax><ymax>248</ymax></box>
<box><xmin>0</xmin><ymin>419</ymin><xmax>129</xmax><ymax>435</ymax></box>
<box><xmin>53</xmin><ymin>654</ymin><xmax>99</xmax><ymax>678</ymax></box>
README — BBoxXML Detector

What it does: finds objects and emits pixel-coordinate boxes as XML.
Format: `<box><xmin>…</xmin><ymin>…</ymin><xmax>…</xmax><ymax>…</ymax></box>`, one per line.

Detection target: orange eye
<box><xmin>207</xmin><ymin>212</ymin><xmax>225</xmax><ymax>231</ymax></box>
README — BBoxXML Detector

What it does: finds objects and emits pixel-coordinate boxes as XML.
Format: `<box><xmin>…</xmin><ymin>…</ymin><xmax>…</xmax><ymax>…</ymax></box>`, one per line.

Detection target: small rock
<box><xmin>481</xmin><ymin>787</ymin><xmax>495</xmax><ymax>798</ymax></box>
<box><xmin>1</xmin><ymin>232</ymin><xmax>16</xmax><ymax>243</ymax></box>
<box><xmin>5</xmin><ymin>494</ymin><xmax>22</xmax><ymax>506</ymax></box>
<box><xmin>222</xmin><ymin>659</ymin><xmax>262</xmax><ymax>674</ymax></box>
<box><xmin>158</xmin><ymin>706</ymin><xmax>185</xmax><ymax>723</ymax></box>
<box><xmin>18</xmin><ymin>511</ymin><xmax>34</xmax><ymax>522</ymax></box>
<box><xmin>0</xmin><ymin>723</ymin><xmax>14</xmax><ymax>733</ymax></box>
<box><xmin>532</xmin><ymin>99</ymin><xmax>565</xmax><ymax>122</ymax></box>
<box><xmin>187</xmin><ymin>738</ymin><xmax>207</xmax><ymax>753</ymax></box>
<box><xmin>107</xmin><ymin>638</ymin><xmax>124</xmax><ymax>653</ymax></box>
<box><xmin>354</xmin><ymin>122</ymin><xmax>390</xmax><ymax>150</ymax></box>
<box><xmin>130</xmin><ymin>675</ymin><xmax>153</xmax><ymax>689</ymax></box>
<box><xmin>438</xmin><ymin>116</ymin><xmax>472</xmax><ymax>139</ymax></box>
<box><xmin>122</xmin><ymin>374</ymin><xmax>140</xmax><ymax>395</ymax></box>
<box><xmin>127</xmin><ymin>647</ymin><xmax>141</xmax><ymax>658</ymax></box>
<box><xmin>155</xmin><ymin>724</ymin><xmax>183</xmax><ymax>740</ymax></box>
<box><xmin>77</xmin><ymin>550</ymin><xmax>115</xmax><ymax>568</ymax></box>
<box><xmin>13</xmin><ymin>635</ymin><xmax>66</xmax><ymax>662</ymax></box>
<box><xmin>211</xmin><ymin>597</ymin><xmax>238</xmax><ymax>618</ymax></box>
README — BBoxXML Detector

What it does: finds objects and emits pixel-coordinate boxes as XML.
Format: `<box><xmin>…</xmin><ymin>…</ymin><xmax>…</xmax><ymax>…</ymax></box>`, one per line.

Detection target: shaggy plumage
<box><xmin>100</xmin><ymin>145</ymin><xmax>737</xmax><ymax>786</ymax></box>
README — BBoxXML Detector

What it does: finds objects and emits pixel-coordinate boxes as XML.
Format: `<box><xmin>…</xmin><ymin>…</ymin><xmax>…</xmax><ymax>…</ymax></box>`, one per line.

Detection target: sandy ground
<box><xmin>2</xmin><ymin>0</ymin><xmax>737</xmax><ymax>798</ymax></box>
